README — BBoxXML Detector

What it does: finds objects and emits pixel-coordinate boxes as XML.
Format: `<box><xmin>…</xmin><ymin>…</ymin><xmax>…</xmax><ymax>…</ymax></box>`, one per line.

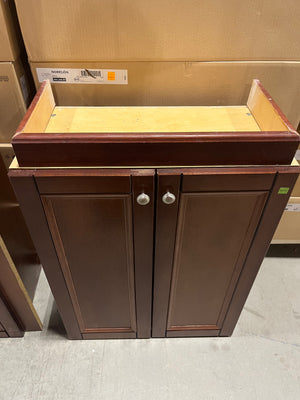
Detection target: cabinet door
<box><xmin>42</xmin><ymin>193</ymin><xmax>138</xmax><ymax>338</ymax></box>
<box><xmin>10</xmin><ymin>169</ymin><xmax>154</xmax><ymax>339</ymax></box>
<box><xmin>152</xmin><ymin>168</ymin><xmax>285</xmax><ymax>337</ymax></box>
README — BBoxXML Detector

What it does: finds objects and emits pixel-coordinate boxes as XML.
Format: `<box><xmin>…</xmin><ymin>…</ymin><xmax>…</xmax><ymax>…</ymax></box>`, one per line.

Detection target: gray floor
<box><xmin>0</xmin><ymin>257</ymin><xmax>299</xmax><ymax>400</ymax></box>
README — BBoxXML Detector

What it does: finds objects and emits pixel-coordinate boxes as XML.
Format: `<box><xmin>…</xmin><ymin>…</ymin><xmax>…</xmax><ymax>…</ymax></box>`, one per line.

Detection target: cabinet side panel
<box><xmin>8</xmin><ymin>173</ymin><xmax>82</xmax><ymax>339</ymax></box>
<box><xmin>0</xmin><ymin>155</ymin><xmax>37</xmax><ymax>266</ymax></box>
<box><xmin>42</xmin><ymin>195</ymin><xmax>137</xmax><ymax>334</ymax></box>
<box><xmin>221</xmin><ymin>171</ymin><xmax>300</xmax><ymax>336</ymax></box>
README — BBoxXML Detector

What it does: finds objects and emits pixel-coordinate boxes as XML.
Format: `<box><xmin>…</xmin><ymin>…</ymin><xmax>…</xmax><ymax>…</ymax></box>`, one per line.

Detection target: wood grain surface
<box><xmin>167</xmin><ymin>190</ymin><xmax>268</xmax><ymax>331</ymax></box>
<box><xmin>45</xmin><ymin>106</ymin><xmax>260</xmax><ymax>133</ymax></box>
<box><xmin>42</xmin><ymin>194</ymin><xmax>137</xmax><ymax>335</ymax></box>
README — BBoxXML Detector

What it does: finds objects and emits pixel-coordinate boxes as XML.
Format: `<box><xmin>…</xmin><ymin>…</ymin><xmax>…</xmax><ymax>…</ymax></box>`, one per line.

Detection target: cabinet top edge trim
<box><xmin>12</xmin><ymin>131</ymin><xmax>299</xmax><ymax>144</ymax></box>
<box><xmin>9</xmin><ymin>163</ymin><xmax>300</xmax><ymax>175</ymax></box>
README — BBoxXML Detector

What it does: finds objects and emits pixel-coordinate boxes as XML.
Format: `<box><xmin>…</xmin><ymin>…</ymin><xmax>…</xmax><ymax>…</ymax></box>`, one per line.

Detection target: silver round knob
<box><xmin>162</xmin><ymin>192</ymin><xmax>176</xmax><ymax>205</ymax></box>
<box><xmin>136</xmin><ymin>193</ymin><xmax>150</xmax><ymax>206</ymax></box>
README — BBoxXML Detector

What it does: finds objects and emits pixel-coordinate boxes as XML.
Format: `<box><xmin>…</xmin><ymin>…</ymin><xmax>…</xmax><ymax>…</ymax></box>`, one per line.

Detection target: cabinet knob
<box><xmin>136</xmin><ymin>193</ymin><xmax>150</xmax><ymax>206</ymax></box>
<box><xmin>162</xmin><ymin>192</ymin><xmax>176</xmax><ymax>205</ymax></box>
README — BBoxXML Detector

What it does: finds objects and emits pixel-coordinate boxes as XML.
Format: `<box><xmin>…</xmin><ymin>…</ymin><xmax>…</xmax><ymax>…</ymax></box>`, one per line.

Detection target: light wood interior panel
<box><xmin>247</xmin><ymin>80</ymin><xmax>289</xmax><ymax>131</ymax></box>
<box><xmin>45</xmin><ymin>105</ymin><xmax>261</xmax><ymax>133</ymax></box>
<box><xmin>21</xmin><ymin>81</ymin><xmax>55</xmax><ymax>134</ymax></box>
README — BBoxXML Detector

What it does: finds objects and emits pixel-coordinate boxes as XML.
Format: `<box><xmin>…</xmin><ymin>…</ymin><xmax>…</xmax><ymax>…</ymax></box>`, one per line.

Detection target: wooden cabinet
<box><xmin>8</xmin><ymin>79</ymin><xmax>300</xmax><ymax>339</ymax></box>
<box><xmin>9</xmin><ymin>165</ymin><xmax>299</xmax><ymax>339</ymax></box>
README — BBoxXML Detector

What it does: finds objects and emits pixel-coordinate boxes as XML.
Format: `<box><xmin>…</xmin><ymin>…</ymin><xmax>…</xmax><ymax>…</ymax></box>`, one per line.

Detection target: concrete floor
<box><xmin>0</xmin><ymin>257</ymin><xmax>299</xmax><ymax>400</ymax></box>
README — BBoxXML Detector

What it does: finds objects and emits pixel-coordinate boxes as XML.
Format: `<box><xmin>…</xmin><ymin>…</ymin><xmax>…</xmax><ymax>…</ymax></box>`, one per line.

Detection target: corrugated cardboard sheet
<box><xmin>31</xmin><ymin>61</ymin><xmax>300</xmax><ymax>128</ymax></box>
<box><xmin>0</xmin><ymin>0</ymin><xmax>22</xmax><ymax>61</ymax></box>
<box><xmin>273</xmin><ymin>156</ymin><xmax>300</xmax><ymax>243</ymax></box>
<box><xmin>16</xmin><ymin>0</ymin><xmax>300</xmax><ymax>62</ymax></box>
<box><xmin>0</xmin><ymin>59</ymin><xmax>31</xmax><ymax>142</ymax></box>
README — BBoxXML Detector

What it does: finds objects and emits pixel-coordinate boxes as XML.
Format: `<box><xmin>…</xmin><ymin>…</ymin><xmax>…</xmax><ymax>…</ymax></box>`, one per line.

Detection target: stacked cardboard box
<box><xmin>0</xmin><ymin>0</ymin><xmax>22</xmax><ymax>61</ymax></box>
<box><xmin>0</xmin><ymin>59</ymin><xmax>31</xmax><ymax>143</ymax></box>
<box><xmin>12</xmin><ymin>0</ymin><xmax>300</xmax><ymax>62</ymax></box>
<box><xmin>14</xmin><ymin>0</ymin><xmax>300</xmax><ymax>128</ymax></box>
<box><xmin>273</xmin><ymin>152</ymin><xmax>300</xmax><ymax>243</ymax></box>
<box><xmin>13</xmin><ymin>0</ymin><xmax>300</xmax><ymax>244</ymax></box>
<box><xmin>0</xmin><ymin>0</ymin><xmax>41</xmax><ymax>336</ymax></box>
<box><xmin>0</xmin><ymin>0</ymin><xmax>33</xmax><ymax>152</ymax></box>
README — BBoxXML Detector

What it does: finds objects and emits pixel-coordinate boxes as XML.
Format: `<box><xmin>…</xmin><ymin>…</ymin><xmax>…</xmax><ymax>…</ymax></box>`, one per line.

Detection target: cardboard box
<box><xmin>0</xmin><ymin>0</ymin><xmax>23</xmax><ymax>61</ymax></box>
<box><xmin>30</xmin><ymin>61</ymin><xmax>300</xmax><ymax>128</ymax></box>
<box><xmin>0</xmin><ymin>59</ymin><xmax>32</xmax><ymax>143</ymax></box>
<box><xmin>15</xmin><ymin>0</ymin><xmax>300</xmax><ymax>62</ymax></box>
<box><xmin>273</xmin><ymin>157</ymin><xmax>300</xmax><ymax>243</ymax></box>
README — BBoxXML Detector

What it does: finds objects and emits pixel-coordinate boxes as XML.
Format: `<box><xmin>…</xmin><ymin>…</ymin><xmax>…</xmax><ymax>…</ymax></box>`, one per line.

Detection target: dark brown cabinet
<box><xmin>8</xmin><ymin>79</ymin><xmax>300</xmax><ymax>339</ymax></box>
<box><xmin>9</xmin><ymin>166</ymin><xmax>299</xmax><ymax>339</ymax></box>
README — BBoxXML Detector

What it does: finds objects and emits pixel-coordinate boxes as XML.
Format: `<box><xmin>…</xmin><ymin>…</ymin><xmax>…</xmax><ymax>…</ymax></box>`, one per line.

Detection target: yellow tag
<box><xmin>107</xmin><ymin>71</ymin><xmax>115</xmax><ymax>81</ymax></box>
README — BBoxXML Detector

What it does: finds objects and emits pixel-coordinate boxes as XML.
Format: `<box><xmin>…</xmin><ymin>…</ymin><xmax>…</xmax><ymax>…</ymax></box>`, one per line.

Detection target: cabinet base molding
<box><xmin>82</xmin><ymin>332</ymin><xmax>137</xmax><ymax>340</ymax></box>
<box><xmin>167</xmin><ymin>330</ymin><xmax>220</xmax><ymax>338</ymax></box>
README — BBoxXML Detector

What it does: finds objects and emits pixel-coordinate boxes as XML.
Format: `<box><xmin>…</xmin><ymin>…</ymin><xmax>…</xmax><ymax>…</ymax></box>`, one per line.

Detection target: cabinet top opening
<box><xmin>15</xmin><ymin>79</ymin><xmax>293</xmax><ymax>135</ymax></box>
<box><xmin>44</xmin><ymin>105</ymin><xmax>261</xmax><ymax>133</ymax></box>
<box><xmin>11</xmin><ymin>79</ymin><xmax>299</xmax><ymax>168</ymax></box>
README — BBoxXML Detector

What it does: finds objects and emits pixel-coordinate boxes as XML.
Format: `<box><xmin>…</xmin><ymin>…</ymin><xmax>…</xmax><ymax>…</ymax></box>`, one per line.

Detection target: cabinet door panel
<box><xmin>10</xmin><ymin>168</ymin><xmax>155</xmax><ymax>339</ymax></box>
<box><xmin>153</xmin><ymin>169</ymin><xmax>277</xmax><ymax>338</ymax></box>
<box><xmin>167</xmin><ymin>191</ymin><xmax>268</xmax><ymax>331</ymax></box>
<box><xmin>42</xmin><ymin>194</ymin><xmax>136</xmax><ymax>334</ymax></box>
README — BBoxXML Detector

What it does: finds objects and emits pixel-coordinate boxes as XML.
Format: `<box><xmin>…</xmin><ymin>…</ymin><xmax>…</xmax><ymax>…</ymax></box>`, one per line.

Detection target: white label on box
<box><xmin>285</xmin><ymin>204</ymin><xmax>300</xmax><ymax>212</ymax></box>
<box><xmin>36</xmin><ymin>68</ymin><xmax>128</xmax><ymax>85</ymax></box>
